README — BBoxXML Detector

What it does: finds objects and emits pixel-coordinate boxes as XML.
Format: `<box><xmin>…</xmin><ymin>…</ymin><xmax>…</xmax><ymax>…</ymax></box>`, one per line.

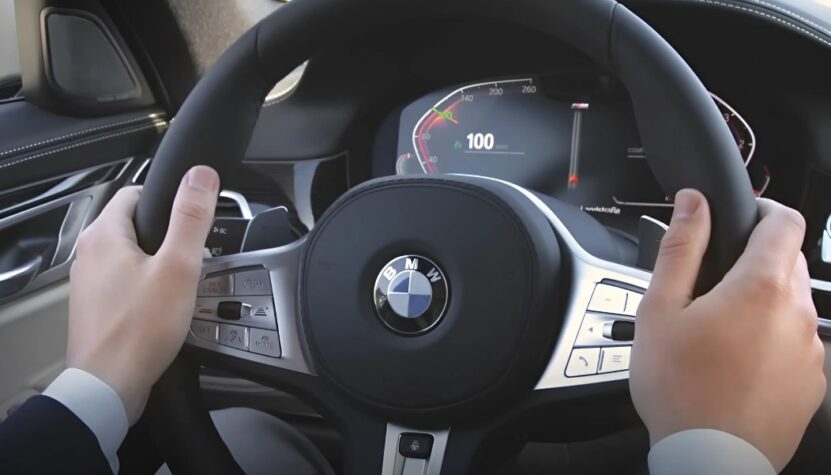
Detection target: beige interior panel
<box><xmin>0</xmin><ymin>282</ymin><xmax>69</xmax><ymax>416</ymax></box>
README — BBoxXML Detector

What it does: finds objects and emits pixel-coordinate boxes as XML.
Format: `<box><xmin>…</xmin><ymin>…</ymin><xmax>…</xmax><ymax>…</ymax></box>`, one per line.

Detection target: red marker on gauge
<box><xmin>568</xmin><ymin>103</ymin><xmax>590</xmax><ymax>190</ymax></box>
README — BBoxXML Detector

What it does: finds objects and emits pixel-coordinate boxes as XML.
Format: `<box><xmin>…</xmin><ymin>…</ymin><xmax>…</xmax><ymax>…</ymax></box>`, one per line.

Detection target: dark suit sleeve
<box><xmin>0</xmin><ymin>395</ymin><xmax>111</xmax><ymax>474</ymax></box>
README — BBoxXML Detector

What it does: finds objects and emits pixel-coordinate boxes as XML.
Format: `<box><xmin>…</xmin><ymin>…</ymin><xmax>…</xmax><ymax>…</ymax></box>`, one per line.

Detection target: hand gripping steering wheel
<box><xmin>133</xmin><ymin>0</ymin><xmax>758</xmax><ymax>473</ymax></box>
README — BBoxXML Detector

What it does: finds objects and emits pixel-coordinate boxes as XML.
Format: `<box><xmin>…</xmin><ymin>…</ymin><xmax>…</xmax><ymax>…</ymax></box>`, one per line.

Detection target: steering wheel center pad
<box><xmin>301</xmin><ymin>176</ymin><xmax>561</xmax><ymax>423</ymax></box>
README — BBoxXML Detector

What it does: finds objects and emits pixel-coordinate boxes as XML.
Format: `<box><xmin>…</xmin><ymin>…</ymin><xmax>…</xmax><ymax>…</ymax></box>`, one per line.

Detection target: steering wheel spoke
<box><xmin>186</xmin><ymin>238</ymin><xmax>315</xmax><ymax>376</ymax></box>
<box><xmin>468</xmin><ymin>176</ymin><xmax>650</xmax><ymax>391</ymax></box>
<box><xmin>336</xmin><ymin>413</ymin><xmax>478</xmax><ymax>474</ymax></box>
<box><xmin>380</xmin><ymin>424</ymin><xmax>451</xmax><ymax>474</ymax></box>
<box><xmin>535</xmin><ymin>253</ymin><xmax>650</xmax><ymax>390</ymax></box>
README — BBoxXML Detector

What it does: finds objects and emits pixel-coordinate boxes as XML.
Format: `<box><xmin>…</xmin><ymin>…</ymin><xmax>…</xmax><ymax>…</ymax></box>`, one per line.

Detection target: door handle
<box><xmin>0</xmin><ymin>255</ymin><xmax>42</xmax><ymax>298</ymax></box>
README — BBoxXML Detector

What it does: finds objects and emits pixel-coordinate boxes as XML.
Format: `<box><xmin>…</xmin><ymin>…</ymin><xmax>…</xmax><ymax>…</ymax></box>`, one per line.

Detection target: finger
<box><xmin>791</xmin><ymin>253</ymin><xmax>818</xmax><ymax>338</ymax></box>
<box><xmin>159</xmin><ymin>166</ymin><xmax>219</xmax><ymax>263</ymax></box>
<box><xmin>726</xmin><ymin>199</ymin><xmax>805</xmax><ymax>293</ymax></box>
<box><xmin>642</xmin><ymin>189</ymin><xmax>711</xmax><ymax>313</ymax></box>
<box><xmin>88</xmin><ymin>186</ymin><xmax>142</xmax><ymax>239</ymax></box>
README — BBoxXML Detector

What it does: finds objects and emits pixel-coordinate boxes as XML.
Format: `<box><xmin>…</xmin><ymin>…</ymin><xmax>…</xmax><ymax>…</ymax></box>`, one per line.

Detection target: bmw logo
<box><xmin>373</xmin><ymin>255</ymin><xmax>449</xmax><ymax>335</ymax></box>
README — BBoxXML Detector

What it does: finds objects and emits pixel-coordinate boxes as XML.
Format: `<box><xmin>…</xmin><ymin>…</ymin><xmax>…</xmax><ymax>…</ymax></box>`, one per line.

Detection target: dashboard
<box><xmin>248</xmin><ymin>0</ymin><xmax>831</xmax><ymax>286</ymax></box>
<box><xmin>391</xmin><ymin>74</ymin><xmax>767</xmax><ymax>237</ymax></box>
<box><xmin>157</xmin><ymin>0</ymin><xmax>831</xmax><ymax>465</ymax></box>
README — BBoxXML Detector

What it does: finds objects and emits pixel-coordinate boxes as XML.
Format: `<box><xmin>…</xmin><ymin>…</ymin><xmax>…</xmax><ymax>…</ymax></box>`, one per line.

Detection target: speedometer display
<box><xmin>398</xmin><ymin>78</ymin><xmax>574</xmax><ymax>186</ymax></box>
<box><xmin>395</xmin><ymin>75</ymin><xmax>768</xmax><ymax>234</ymax></box>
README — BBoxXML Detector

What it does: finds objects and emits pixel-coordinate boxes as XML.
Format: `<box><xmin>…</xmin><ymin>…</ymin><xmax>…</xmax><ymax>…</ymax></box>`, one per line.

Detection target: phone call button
<box><xmin>565</xmin><ymin>348</ymin><xmax>600</xmax><ymax>377</ymax></box>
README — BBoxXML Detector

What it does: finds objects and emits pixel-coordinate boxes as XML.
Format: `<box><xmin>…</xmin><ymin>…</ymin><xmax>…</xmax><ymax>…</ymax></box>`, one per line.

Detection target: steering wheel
<box><xmin>133</xmin><ymin>0</ymin><xmax>758</xmax><ymax>473</ymax></box>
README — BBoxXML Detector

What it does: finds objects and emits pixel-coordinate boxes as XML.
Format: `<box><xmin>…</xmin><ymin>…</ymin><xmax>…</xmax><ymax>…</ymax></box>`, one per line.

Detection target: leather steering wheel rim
<box><xmin>133</xmin><ymin>0</ymin><xmax>758</xmax><ymax>473</ymax></box>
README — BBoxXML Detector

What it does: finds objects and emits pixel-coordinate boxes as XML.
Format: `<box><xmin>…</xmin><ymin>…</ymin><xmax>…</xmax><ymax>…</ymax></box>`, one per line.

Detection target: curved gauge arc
<box><xmin>396</xmin><ymin>75</ymin><xmax>767</xmax><ymax>208</ymax></box>
<box><xmin>409</xmin><ymin>77</ymin><xmax>535</xmax><ymax>175</ymax></box>
<box><xmin>711</xmin><ymin>92</ymin><xmax>756</xmax><ymax>167</ymax></box>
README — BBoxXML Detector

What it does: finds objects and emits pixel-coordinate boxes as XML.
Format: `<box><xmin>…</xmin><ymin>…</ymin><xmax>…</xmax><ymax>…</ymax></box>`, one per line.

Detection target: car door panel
<box><xmin>0</xmin><ymin>100</ymin><xmax>167</xmax><ymax>190</ymax></box>
<box><xmin>0</xmin><ymin>154</ymin><xmax>158</xmax><ymax>419</ymax></box>
<box><xmin>0</xmin><ymin>0</ymin><xmax>169</xmax><ymax>418</ymax></box>
<box><xmin>0</xmin><ymin>283</ymin><xmax>68</xmax><ymax>418</ymax></box>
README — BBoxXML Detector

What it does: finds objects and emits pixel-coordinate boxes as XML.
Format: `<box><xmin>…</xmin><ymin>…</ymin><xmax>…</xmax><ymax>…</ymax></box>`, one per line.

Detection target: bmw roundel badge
<box><xmin>373</xmin><ymin>255</ymin><xmax>449</xmax><ymax>335</ymax></box>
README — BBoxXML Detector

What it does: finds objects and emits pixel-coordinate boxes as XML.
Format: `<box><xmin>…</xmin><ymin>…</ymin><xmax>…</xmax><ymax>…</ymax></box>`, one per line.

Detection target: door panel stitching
<box><xmin>0</xmin><ymin>113</ymin><xmax>167</xmax><ymax>159</ymax></box>
<box><xmin>0</xmin><ymin>121</ymin><xmax>167</xmax><ymax>171</ymax></box>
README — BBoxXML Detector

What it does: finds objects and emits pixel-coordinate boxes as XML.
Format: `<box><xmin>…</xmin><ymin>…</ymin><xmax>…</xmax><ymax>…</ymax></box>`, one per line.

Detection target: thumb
<box><xmin>159</xmin><ymin>166</ymin><xmax>219</xmax><ymax>262</ymax></box>
<box><xmin>643</xmin><ymin>189</ymin><xmax>711</xmax><ymax>313</ymax></box>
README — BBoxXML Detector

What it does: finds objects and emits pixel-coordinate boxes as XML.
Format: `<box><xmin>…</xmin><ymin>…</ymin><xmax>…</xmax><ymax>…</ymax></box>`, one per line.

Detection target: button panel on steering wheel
<box><xmin>566</xmin><ymin>282</ymin><xmax>642</xmax><ymax>378</ymax></box>
<box><xmin>190</xmin><ymin>267</ymin><xmax>281</xmax><ymax>358</ymax></box>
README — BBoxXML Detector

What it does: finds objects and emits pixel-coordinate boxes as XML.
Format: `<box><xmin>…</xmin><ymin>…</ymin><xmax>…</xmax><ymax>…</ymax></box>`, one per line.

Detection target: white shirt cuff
<box><xmin>649</xmin><ymin>429</ymin><xmax>777</xmax><ymax>475</ymax></box>
<box><xmin>42</xmin><ymin>368</ymin><xmax>128</xmax><ymax>474</ymax></box>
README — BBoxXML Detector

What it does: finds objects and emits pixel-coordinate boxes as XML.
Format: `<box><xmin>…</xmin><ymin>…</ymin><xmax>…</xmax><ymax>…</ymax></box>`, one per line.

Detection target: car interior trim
<box><xmin>0</xmin><ymin>112</ymin><xmax>165</xmax><ymax>160</ymax></box>
<box><xmin>186</xmin><ymin>173</ymin><xmax>649</xmax><ymax>390</ymax></box>
<box><xmin>219</xmin><ymin>190</ymin><xmax>254</xmax><ymax>220</ymax></box>
<box><xmin>0</xmin><ymin>158</ymin><xmax>131</xmax><ymax>218</ymax></box>
<box><xmin>0</xmin><ymin>157</ymin><xmax>139</xmax><ymax>305</ymax></box>
<box><xmin>453</xmin><ymin>175</ymin><xmax>651</xmax><ymax>389</ymax></box>
<box><xmin>130</xmin><ymin>157</ymin><xmax>151</xmax><ymax>184</ymax></box>
<box><xmin>381</xmin><ymin>423</ymin><xmax>450</xmax><ymax>475</ymax></box>
<box><xmin>693</xmin><ymin>0</ymin><xmax>831</xmax><ymax>48</ymax></box>
<box><xmin>185</xmin><ymin>238</ymin><xmax>315</xmax><ymax>376</ymax></box>
<box><xmin>722</xmin><ymin>0</ymin><xmax>831</xmax><ymax>36</ymax></box>
<box><xmin>740</xmin><ymin>0</ymin><xmax>831</xmax><ymax>36</ymax></box>
<box><xmin>0</xmin><ymin>120</ymin><xmax>167</xmax><ymax>172</ymax></box>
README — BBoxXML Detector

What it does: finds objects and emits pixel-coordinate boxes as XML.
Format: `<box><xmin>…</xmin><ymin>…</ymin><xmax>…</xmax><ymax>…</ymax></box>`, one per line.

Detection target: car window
<box><xmin>0</xmin><ymin>0</ymin><xmax>20</xmax><ymax>98</ymax></box>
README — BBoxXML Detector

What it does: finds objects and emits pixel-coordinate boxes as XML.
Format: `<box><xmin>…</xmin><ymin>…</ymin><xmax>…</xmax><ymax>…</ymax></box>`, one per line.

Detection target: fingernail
<box><xmin>186</xmin><ymin>166</ymin><xmax>219</xmax><ymax>192</ymax></box>
<box><xmin>673</xmin><ymin>189</ymin><xmax>701</xmax><ymax>218</ymax></box>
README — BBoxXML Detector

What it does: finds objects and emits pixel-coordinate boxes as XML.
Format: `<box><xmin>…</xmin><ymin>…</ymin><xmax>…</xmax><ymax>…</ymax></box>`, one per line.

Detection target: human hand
<box><xmin>629</xmin><ymin>189</ymin><xmax>826</xmax><ymax>472</ymax></box>
<box><xmin>66</xmin><ymin>166</ymin><xmax>219</xmax><ymax>424</ymax></box>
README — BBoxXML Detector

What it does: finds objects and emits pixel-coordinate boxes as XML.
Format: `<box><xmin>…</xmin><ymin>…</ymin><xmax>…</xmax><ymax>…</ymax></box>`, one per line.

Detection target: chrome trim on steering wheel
<box><xmin>188</xmin><ymin>174</ymin><xmax>831</xmax><ymax>387</ymax></box>
<box><xmin>509</xmin><ymin>181</ymin><xmax>650</xmax><ymax>389</ymax></box>
<box><xmin>810</xmin><ymin>279</ymin><xmax>831</xmax><ymax>338</ymax></box>
<box><xmin>497</xmin><ymin>177</ymin><xmax>831</xmax><ymax>388</ymax></box>
<box><xmin>185</xmin><ymin>238</ymin><xmax>315</xmax><ymax>375</ymax></box>
<box><xmin>381</xmin><ymin>423</ymin><xmax>450</xmax><ymax>475</ymax></box>
<box><xmin>219</xmin><ymin>190</ymin><xmax>254</xmax><ymax>220</ymax></box>
<box><xmin>463</xmin><ymin>176</ymin><xmax>652</xmax><ymax>390</ymax></box>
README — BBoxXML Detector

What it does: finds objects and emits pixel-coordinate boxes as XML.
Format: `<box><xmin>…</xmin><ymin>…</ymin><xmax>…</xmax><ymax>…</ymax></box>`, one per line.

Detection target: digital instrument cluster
<box><xmin>394</xmin><ymin>75</ymin><xmax>768</xmax><ymax>235</ymax></box>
